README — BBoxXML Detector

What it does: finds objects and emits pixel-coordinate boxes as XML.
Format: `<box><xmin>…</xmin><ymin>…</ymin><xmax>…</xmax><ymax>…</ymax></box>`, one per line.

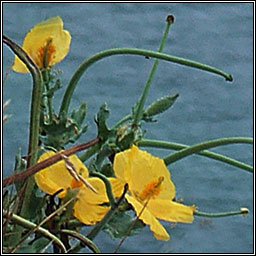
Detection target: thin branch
<box><xmin>3</xmin><ymin>210</ymin><xmax>67</xmax><ymax>253</ymax></box>
<box><xmin>3</xmin><ymin>137</ymin><xmax>100</xmax><ymax>187</ymax></box>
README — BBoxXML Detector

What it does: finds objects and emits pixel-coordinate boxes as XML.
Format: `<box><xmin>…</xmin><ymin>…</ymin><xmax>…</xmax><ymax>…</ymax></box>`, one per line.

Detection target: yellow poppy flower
<box><xmin>12</xmin><ymin>16</ymin><xmax>71</xmax><ymax>73</ymax></box>
<box><xmin>35</xmin><ymin>151</ymin><xmax>123</xmax><ymax>225</ymax></box>
<box><xmin>113</xmin><ymin>145</ymin><xmax>195</xmax><ymax>241</ymax></box>
<box><xmin>73</xmin><ymin>177</ymin><xmax>123</xmax><ymax>225</ymax></box>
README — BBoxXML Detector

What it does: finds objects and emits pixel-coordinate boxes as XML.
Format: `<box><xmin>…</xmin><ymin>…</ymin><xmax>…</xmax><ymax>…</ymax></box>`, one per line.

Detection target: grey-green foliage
<box><xmin>40</xmin><ymin>102</ymin><xmax>87</xmax><ymax>149</ymax></box>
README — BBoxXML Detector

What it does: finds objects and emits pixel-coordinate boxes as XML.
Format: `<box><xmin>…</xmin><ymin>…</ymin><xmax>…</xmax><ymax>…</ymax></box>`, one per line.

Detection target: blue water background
<box><xmin>3</xmin><ymin>3</ymin><xmax>253</xmax><ymax>253</ymax></box>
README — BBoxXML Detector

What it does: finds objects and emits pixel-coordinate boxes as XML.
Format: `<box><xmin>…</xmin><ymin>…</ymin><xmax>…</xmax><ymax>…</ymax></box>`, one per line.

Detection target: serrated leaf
<box><xmin>95</xmin><ymin>144</ymin><xmax>114</xmax><ymax>170</ymax></box>
<box><xmin>115</xmin><ymin>123</ymin><xmax>144</xmax><ymax>151</ymax></box>
<box><xmin>70</xmin><ymin>101</ymin><xmax>87</xmax><ymax>127</ymax></box>
<box><xmin>41</xmin><ymin>102</ymin><xmax>87</xmax><ymax>149</ymax></box>
<box><xmin>46</xmin><ymin>78</ymin><xmax>62</xmax><ymax>98</ymax></box>
<box><xmin>95</xmin><ymin>103</ymin><xmax>111</xmax><ymax>141</ymax></box>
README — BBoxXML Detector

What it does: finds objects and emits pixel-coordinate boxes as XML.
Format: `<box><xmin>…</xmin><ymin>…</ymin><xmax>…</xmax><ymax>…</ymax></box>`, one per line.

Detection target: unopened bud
<box><xmin>144</xmin><ymin>93</ymin><xmax>179</xmax><ymax>117</ymax></box>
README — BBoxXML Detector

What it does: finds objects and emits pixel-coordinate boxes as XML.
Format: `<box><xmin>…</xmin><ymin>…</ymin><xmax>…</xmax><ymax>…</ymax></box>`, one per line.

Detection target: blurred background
<box><xmin>3</xmin><ymin>3</ymin><xmax>253</xmax><ymax>253</ymax></box>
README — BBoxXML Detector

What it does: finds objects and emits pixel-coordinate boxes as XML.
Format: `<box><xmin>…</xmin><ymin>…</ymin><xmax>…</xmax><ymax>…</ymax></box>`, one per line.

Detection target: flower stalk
<box><xmin>59</xmin><ymin>48</ymin><xmax>232</xmax><ymax>116</ymax></box>
<box><xmin>133</xmin><ymin>14</ymin><xmax>174</xmax><ymax>125</ymax></box>
<box><xmin>163</xmin><ymin>137</ymin><xmax>253</xmax><ymax>167</ymax></box>
<box><xmin>194</xmin><ymin>208</ymin><xmax>249</xmax><ymax>218</ymax></box>
<box><xmin>3</xmin><ymin>35</ymin><xmax>43</xmax><ymax>218</ymax></box>
<box><xmin>139</xmin><ymin>138</ymin><xmax>253</xmax><ymax>173</ymax></box>
<box><xmin>3</xmin><ymin>210</ymin><xmax>67</xmax><ymax>253</ymax></box>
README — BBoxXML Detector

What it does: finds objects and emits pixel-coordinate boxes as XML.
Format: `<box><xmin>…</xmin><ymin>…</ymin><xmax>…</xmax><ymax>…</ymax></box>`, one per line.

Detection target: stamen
<box><xmin>138</xmin><ymin>176</ymin><xmax>164</xmax><ymax>201</ymax></box>
<box><xmin>36</xmin><ymin>38</ymin><xmax>56</xmax><ymax>68</ymax></box>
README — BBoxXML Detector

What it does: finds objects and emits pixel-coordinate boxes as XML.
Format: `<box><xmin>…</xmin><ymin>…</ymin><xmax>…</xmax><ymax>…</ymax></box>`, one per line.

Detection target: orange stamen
<box><xmin>35</xmin><ymin>38</ymin><xmax>56</xmax><ymax>68</ymax></box>
<box><xmin>70</xmin><ymin>178</ymin><xmax>84</xmax><ymax>189</ymax></box>
<box><xmin>138</xmin><ymin>176</ymin><xmax>164</xmax><ymax>201</ymax></box>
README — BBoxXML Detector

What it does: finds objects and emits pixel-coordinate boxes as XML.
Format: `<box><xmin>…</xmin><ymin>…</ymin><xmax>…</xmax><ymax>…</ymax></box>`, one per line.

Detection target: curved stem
<box><xmin>138</xmin><ymin>138</ymin><xmax>253</xmax><ymax>173</ymax></box>
<box><xmin>9</xmin><ymin>197</ymin><xmax>76</xmax><ymax>253</ymax></box>
<box><xmin>60</xmin><ymin>229</ymin><xmax>100</xmax><ymax>253</ymax></box>
<box><xmin>91</xmin><ymin>172</ymin><xmax>116</xmax><ymax>207</ymax></box>
<box><xmin>59</xmin><ymin>48</ymin><xmax>233</xmax><ymax>116</ymax></box>
<box><xmin>64</xmin><ymin>184</ymin><xmax>128</xmax><ymax>253</ymax></box>
<box><xmin>3</xmin><ymin>35</ymin><xmax>43</xmax><ymax>218</ymax></box>
<box><xmin>3</xmin><ymin>34</ymin><xmax>43</xmax><ymax>168</ymax></box>
<box><xmin>3</xmin><ymin>210</ymin><xmax>66</xmax><ymax>253</ymax></box>
<box><xmin>86</xmin><ymin>183</ymin><xmax>128</xmax><ymax>241</ymax></box>
<box><xmin>194</xmin><ymin>208</ymin><xmax>249</xmax><ymax>218</ymax></box>
<box><xmin>163</xmin><ymin>137</ymin><xmax>253</xmax><ymax>167</ymax></box>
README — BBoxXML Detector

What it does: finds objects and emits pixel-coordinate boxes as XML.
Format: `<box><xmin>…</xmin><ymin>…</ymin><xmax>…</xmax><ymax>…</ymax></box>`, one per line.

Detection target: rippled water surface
<box><xmin>3</xmin><ymin>3</ymin><xmax>253</xmax><ymax>253</ymax></box>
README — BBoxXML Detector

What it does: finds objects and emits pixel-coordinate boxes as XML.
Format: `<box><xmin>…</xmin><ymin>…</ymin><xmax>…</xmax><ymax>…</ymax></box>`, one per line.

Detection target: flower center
<box><xmin>35</xmin><ymin>38</ymin><xmax>56</xmax><ymax>68</ymax></box>
<box><xmin>137</xmin><ymin>176</ymin><xmax>164</xmax><ymax>202</ymax></box>
<box><xmin>70</xmin><ymin>179</ymin><xmax>84</xmax><ymax>189</ymax></box>
<box><xmin>70</xmin><ymin>168</ymin><xmax>87</xmax><ymax>190</ymax></box>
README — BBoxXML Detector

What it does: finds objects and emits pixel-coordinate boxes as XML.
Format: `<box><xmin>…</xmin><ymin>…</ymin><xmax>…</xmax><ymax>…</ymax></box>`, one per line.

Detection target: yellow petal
<box><xmin>108</xmin><ymin>177</ymin><xmax>125</xmax><ymax>198</ymax></box>
<box><xmin>147</xmin><ymin>199</ymin><xmax>194</xmax><ymax>223</ymax></box>
<box><xmin>77</xmin><ymin>177</ymin><xmax>125</xmax><ymax>205</ymax></box>
<box><xmin>114</xmin><ymin>145</ymin><xmax>175</xmax><ymax>200</ymax></box>
<box><xmin>126</xmin><ymin>194</ymin><xmax>170</xmax><ymax>241</ymax></box>
<box><xmin>74</xmin><ymin>177</ymin><xmax>122</xmax><ymax>225</ymax></box>
<box><xmin>73</xmin><ymin>200</ymin><xmax>109</xmax><ymax>225</ymax></box>
<box><xmin>77</xmin><ymin>177</ymin><xmax>109</xmax><ymax>204</ymax></box>
<box><xmin>34</xmin><ymin>151</ymin><xmax>88</xmax><ymax>198</ymax></box>
<box><xmin>113</xmin><ymin>147</ymin><xmax>131</xmax><ymax>183</ymax></box>
<box><xmin>12</xmin><ymin>16</ymin><xmax>71</xmax><ymax>73</ymax></box>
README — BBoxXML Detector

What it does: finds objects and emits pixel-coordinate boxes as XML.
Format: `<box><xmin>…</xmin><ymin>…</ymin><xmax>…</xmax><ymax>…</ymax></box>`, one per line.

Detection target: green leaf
<box><xmin>95</xmin><ymin>103</ymin><xmax>111</xmax><ymax>141</ymax></box>
<box><xmin>58</xmin><ymin>188</ymin><xmax>78</xmax><ymax>226</ymax></box>
<box><xmin>103</xmin><ymin>211</ymin><xmax>144</xmax><ymax>239</ymax></box>
<box><xmin>95</xmin><ymin>144</ymin><xmax>114</xmax><ymax>170</ymax></box>
<box><xmin>101</xmin><ymin>163</ymin><xmax>114</xmax><ymax>177</ymax></box>
<box><xmin>27</xmin><ymin>185</ymin><xmax>45</xmax><ymax>221</ymax></box>
<box><xmin>46</xmin><ymin>77</ymin><xmax>62</xmax><ymax>98</ymax></box>
<box><xmin>115</xmin><ymin>123</ymin><xmax>144</xmax><ymax>151</ymax></box>
<box><xmin>41</xmin><ymin>102</ymin><xmax>87</xmax><ymax>149</ymax></box>
<box><xmin>15</xmin><ymin>237</ymin><xmax>51</xmax><ymax>253</ymax></box>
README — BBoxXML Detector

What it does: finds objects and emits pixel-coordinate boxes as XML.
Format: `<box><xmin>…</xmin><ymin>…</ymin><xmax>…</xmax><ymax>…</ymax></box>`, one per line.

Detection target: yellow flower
<box><xmin>113</xmin><ymin>145</ymin><xmax>195</xmax><ymax>241</ymax></box>
<box><xmin>12</xmin><ymin>16</ymin><xmax>71</xmax><ymax>73</ymax></box>
<box><xmin>35</xmin><ymin>151</ymin><xmax>123</xmax><ymax>225</ymax></box>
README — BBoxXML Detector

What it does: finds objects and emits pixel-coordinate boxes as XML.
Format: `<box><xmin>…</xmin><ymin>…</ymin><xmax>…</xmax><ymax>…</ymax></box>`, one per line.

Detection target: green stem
<box><xmin>91</xmin><ymin>172</ymin><xmax>116</xmax><ymax>207</ymax></box>
<box><xmin>87</xmin><ymin>183</ymin><xmax>128</xmax><ymax>241</ymax></box>
<box><xmin>163</xmin><ymin>137</ymin><xmax>253</xmax><ymax>167</ymax></box>
<box><xmin>112</xmin><ymin>114</ymin><xmax>132</xmax><ymax>130</ymax></box>
<box><xmin>60</xmin><ymin>229</ymin><xmax>100</xmax><ymax>253</ymax></box>
<box><xmin>138</xmin><ymin>138</ymin><xmax>253</xmax><ymax>173</ymax></box>
<box><xmin>133</xmin><ymin>15</ymin><xmax>173</xmax><ymax>125</ymax></box>
<box><xmin>11</xmin><ymin>197</ymin><xmax>76</xmax><ymax>253</ymax></box>
<box><xmin>194</xmin><ymin>208</ymin><xmax>249</xmax><ymax>218</ymax></box>
<box><xmin>79</xmin><ymin>143</ymin><xmax>101</xmax><ymax>162</ymax></box>
<box><xmin>70</xmin><ymin>184</ymin><xmax>128</xmax><ymax>253</ymax></box>
<box><xmin>3</xmin><ymin>35</ymin><xmax>43</xmax><ymax>217</ymax></box>
<box><xmin>3</xmin><ymin>35</ymin><xmax>43</xmax><ymax>167</ymax></box>
<box><xmin>59</xmin><ymin>48</ymin><xmax>232</xmax><ymax>116</ymax></box>
<box><xmin>42</xmin><ymin>69</ymin><xmax>54</xmax><ymax>123</ymax></box>
<box><xmin>3</xmin><ymin>210</ymin><xmax>66</xmax><ymax>253</ymax></box>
